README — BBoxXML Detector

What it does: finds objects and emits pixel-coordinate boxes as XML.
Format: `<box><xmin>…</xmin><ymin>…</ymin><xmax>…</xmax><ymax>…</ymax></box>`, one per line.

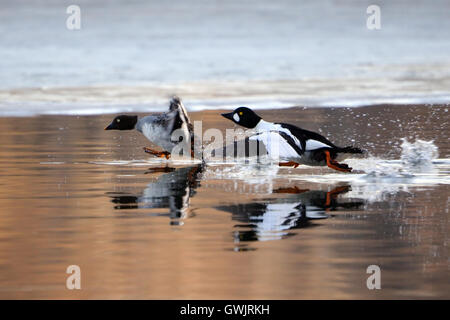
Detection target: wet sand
<box><xmin>0</xmin><ymin>104</ymin><xmax>448</xmax><ymax>299</ymax></box>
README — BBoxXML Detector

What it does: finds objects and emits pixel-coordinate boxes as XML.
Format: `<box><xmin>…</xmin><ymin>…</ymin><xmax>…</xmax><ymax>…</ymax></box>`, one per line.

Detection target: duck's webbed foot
<box><xmin>143</xmin><ymin>147</ymin><xmax>171</xmax><ymax>159</ymax></box>
<box><xmin>279</xmin><ymin>161</ymin><xmax>300</xmax><ymax>168</ymax></box>
<box><xmin>324</xmin><ymin>150</ymin><xmax>352</xmax><ymax>172</ymax></box>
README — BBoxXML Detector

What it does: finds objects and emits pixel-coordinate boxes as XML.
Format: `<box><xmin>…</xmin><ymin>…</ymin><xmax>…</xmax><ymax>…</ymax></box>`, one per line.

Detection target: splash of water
<box><xmin>291</xmin><ymin>138</ymin><xmax>447</xmax><ymax>202</ymax></box>
<box><xmin>400</xmin><ymin>138</ymin><xmax>439</xmax><ymax>168</ymax></box>
<box><xmin>346</xmin><ymin>138</ymin><xmax>439</xmax><ymax>175</ymax></box>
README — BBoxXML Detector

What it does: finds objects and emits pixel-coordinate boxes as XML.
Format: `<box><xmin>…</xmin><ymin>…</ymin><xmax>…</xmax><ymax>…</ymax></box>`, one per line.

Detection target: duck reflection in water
<box><xmin>216</xmin><ymin>185</ymin><xmax>364</xmax><ymax>249</ymax></box>
<box><xmin>107</xmin><ymin>165</ymin><xmax>202</xmax><ymax>225</ymax></box>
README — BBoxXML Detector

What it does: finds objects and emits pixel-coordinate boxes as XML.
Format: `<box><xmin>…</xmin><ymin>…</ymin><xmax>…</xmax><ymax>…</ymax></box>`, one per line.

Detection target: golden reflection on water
<box><xmin>0</xmin><ymin>105</ymin><xmax>448</xmax><ymax>299</ymax></box>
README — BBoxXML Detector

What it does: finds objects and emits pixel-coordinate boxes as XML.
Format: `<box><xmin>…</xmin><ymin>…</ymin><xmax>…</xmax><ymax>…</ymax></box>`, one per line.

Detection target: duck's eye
<box><xmin>116</xmin><ymin>119</ymin><xmax>121</xmax><ymax>123</ymax></box>
<box><xmin>239</xmin><ymin>112</ymin><xmax>243</xmax><ymax>116</ymax></box>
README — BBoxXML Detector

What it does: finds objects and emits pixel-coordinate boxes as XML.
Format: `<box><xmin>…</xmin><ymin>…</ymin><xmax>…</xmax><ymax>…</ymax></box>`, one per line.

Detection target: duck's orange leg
<box><xmin>143</xmin><ymin>147</ymin><xmax>171</xmax><ymax>159</ymax></box>
<box><xmin>325</xmin><ymin>185</ymin><xmax>350</xmax><ymax>207</ymax></box>
<box><xmin>324</xmin><ymin>150</ymin><xmax>351</xmax><ymax>172</ymax></box>
<box><xmin>279</xmin><ymin>161</ymin><xmax>300</xmax><ymax>168</ymax></box>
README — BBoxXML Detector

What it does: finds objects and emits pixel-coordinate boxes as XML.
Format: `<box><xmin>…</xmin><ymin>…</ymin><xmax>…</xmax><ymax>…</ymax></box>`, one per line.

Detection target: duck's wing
<box><xmin>167</xmin><ymin>96</ymin><xmax>204</xmax><ymax>158</ymax></box>
<box><xmin>277</xmin><ymin>123</ymin><xmax>337</xmax><ymax>151</ymax></box>
<box><xmin>249</xmin><ymin>131</ymin><xmax>303</xmax><ymax>159</ymax></box>
<box><xmin>168</xmin><ymin>96</ymin><xmax>193</xmax><ymax>133</ymax></box>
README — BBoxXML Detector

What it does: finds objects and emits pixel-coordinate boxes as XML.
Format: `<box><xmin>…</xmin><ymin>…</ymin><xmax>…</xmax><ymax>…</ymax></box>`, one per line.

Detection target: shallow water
<box><xmin>0</xmin><ymin>105</ymin><xmax>448</xmax><ymax>299</ymax></box>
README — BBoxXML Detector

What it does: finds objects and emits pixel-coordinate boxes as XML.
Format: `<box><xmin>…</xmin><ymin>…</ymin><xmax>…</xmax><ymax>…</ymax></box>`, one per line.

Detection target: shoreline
<box><xmin>0</xmin><ymin>101</ymin><xmax>449</xmax><ymax>118</ymax></box>
<box><xmin>0</xmin><ymin>78</ymin><xmax>449</xmax><ymax>116</ymax></box>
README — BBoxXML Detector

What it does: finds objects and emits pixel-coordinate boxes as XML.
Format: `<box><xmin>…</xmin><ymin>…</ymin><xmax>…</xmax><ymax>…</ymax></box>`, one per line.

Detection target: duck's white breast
<box><xmin>249</xmin><ymin>131</ymin><xmax>301</xmax><ymax>160</ymax></box>
<box><xmin>137</xmin><ymin>118</ymin><xmax>174</xmax><ymax>151</ymax></box>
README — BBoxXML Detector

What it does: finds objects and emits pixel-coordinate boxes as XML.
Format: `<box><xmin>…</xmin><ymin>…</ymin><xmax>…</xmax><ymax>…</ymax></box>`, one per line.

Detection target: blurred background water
<box><xmin>1</xmin><ymin>0</ymin><xmax>450</xmax><ymax>114</ymax></box>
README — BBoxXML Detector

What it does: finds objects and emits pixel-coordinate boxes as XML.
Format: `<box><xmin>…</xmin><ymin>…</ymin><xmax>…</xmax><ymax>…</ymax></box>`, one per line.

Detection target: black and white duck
<box><xmin>221</xmin><ymin>107</ymin><xmax>364</xmax><ymax>172</ymax></box>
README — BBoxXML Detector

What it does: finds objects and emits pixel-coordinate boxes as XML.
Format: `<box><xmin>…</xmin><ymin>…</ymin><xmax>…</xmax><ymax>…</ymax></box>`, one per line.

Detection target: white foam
<box><xmin>201</xmin><ymin>139</ymin><xmax>450</xmax><ymax>202</ymax></box>
<box><xmin>400</xmin><ymin>138</ymin><xmax>439</xmax><ymax>168</ymax></box>
<box><xmin>89</xmin><ymin>158</ymin><xmax>202</xmax><ymax>167</ymax></box>
<box><xmin>91</xmin><ymin>139</ymin><xmax>449</xmax><ymax>202</ymax></box>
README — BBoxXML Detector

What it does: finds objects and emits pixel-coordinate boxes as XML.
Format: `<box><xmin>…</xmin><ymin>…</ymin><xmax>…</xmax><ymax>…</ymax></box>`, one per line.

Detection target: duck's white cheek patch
<box><xmin>233</xmin><ymin>113</ymin><xmax>240</xmax><ymax>122</ymax></box>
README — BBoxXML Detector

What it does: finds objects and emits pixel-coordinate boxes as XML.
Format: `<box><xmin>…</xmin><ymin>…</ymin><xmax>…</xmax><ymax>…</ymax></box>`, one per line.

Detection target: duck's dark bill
<box><xmin>104</xmin><ymin>123</ymin><xmax>114</xmax><ymax>130</ymax></box>
<box><xmin>221</xmin><ymin>112</ymin><xmax>234</xmax><ymax>120</ymax></box>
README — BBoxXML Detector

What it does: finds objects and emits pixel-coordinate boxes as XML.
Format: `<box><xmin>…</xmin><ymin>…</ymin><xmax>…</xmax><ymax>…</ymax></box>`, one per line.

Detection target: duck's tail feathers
<box><xmin>337</xmin><ymin>146</ymin><xmax>365</xmax><ymax>154</ymax></box>
<box><xmin>169</xmin><ymin>96</ymin><xmax>192</xmax><ymax>127</ymax></box>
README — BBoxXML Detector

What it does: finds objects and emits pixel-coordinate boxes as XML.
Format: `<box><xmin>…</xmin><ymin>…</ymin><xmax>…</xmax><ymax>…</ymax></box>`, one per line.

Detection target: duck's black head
<box><xmin>104</xmin><ymin>115</ymin><xmax>138</xmax><ymax>130</ymax></box>
<box><xmin>221</xmin><ymin>107</ymin><xmax>262</xmax><ymax>129</ymax></box>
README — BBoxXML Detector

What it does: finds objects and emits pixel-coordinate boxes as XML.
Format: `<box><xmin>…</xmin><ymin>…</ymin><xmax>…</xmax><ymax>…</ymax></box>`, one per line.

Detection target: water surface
<box><xmin>0</xmin><ymin>105</ymin><xmax>448</xmax><ymax>299</ymax></box>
